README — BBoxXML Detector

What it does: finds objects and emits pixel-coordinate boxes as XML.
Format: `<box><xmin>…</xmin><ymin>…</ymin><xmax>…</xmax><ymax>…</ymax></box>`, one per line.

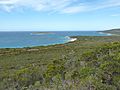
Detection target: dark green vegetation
<box><xmin>101</xmin><ymin>28</ymin><xmax>120</xmax><ymax>35</ymax></box>
<box><xmin>0</xmin><ymin>36</ymin><xmax>120</xmax><ymax>90</ymax></box>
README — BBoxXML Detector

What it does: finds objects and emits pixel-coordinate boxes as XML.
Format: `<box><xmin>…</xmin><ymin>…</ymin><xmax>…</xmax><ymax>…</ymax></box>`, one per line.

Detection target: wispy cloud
<box><xmin>61</xmin><ymin>3</ymin><xmax>87</xmax><ymax>13</ymax></box>
<box><xmin>0</xmin><ymin>0</ymin><xmax>120</xmax><ymax>13</ymax></box>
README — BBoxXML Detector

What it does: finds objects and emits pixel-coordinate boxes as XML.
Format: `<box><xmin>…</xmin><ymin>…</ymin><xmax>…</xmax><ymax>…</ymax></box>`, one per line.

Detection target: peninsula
<box><xmin>101</xmin><ymin>28</ymin><xmax>120</xmax><ymax>35</ymax></box>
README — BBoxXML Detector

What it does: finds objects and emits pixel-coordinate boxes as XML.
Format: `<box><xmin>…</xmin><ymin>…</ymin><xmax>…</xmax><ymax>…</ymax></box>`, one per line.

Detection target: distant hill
<box><xmin>102</xmin><ymin>28</ymin><xmax>120</xmax><ymax>35</ymax></box>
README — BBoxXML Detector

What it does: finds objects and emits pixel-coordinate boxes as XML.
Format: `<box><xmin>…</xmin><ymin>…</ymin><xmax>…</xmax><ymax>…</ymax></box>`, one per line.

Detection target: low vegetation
<box><xmin>0</xmin><ymin>36</ymin><xmax>120</xmax><ymax>90</ymax></box>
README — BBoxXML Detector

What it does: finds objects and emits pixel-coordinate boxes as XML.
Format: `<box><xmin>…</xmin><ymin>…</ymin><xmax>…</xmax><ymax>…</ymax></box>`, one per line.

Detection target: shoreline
<box><xmin>65</xmin><ymin>36</ymin><xmax>77</xmax><ymax>42</ymax></box>
<box><xmin>0</xmin><ymin>36</ymin><xmax>78</xmax><ymax>49</ymax></box>
<box><xmin>0</xmin><ymin>31</ymin><xmax>112</xmax><ymax>49</ymax></box>
<box><xmin>68</xmin><ymin>37</ymin><xmax>77</xmax><ymax>42</ymax></box>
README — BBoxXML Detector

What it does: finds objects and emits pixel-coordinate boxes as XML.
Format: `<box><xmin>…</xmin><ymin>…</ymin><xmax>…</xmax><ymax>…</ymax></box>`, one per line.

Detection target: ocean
<box><xmin>0</xmin><ymin>31</ymin><xmax>109</xmax><ymax>48</ymax></box>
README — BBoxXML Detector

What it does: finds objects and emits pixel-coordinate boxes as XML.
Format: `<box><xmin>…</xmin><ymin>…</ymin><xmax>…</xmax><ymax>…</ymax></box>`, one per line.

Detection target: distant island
<box><xmin>31</xmin><ymin>32</ymin><xmax>54</xmax><ymax>35</ymax></box>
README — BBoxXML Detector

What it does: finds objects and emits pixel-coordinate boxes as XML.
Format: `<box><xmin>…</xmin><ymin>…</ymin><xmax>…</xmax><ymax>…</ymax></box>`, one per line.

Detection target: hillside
<box><xmin>0</xmin><ymin>36</ymin><xmax>120</xmax><ymax>90</ymax></box>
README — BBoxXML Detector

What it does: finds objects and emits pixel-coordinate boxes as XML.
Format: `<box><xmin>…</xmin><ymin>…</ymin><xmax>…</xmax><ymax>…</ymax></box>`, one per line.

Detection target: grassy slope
<box><xmin>0</xmin><ymin>36</ymin><xmax>120</xmax><ymax>90</ymax></box>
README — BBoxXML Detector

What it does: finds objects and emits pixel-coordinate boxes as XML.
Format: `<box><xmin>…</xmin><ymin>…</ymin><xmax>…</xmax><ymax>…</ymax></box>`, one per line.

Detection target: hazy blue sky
<box><xmin>0</xmin><ymin>0</ymin><xmax>120</xmax><ymax>31</ymax></box>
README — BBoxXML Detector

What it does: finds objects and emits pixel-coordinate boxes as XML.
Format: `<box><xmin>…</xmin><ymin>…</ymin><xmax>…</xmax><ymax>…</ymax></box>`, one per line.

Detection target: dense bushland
<box><xmin>0</xmin><ymin>36</ymin><xmax>120</xmax><ymax>90</ymax></box>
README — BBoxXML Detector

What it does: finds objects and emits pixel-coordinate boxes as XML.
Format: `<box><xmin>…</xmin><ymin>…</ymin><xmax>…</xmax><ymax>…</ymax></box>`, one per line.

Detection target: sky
<box><xmin>0</xmin><ymin>0</ymin><xmax>120</xmax><ymax>31</ymax></box>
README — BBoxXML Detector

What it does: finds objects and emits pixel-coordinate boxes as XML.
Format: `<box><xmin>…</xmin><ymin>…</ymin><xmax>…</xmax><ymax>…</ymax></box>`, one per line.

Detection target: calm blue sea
<box><xmin>0</xmin><ymin>31</ymin><xmax>109</xmax><ymax>48</ymax></box>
